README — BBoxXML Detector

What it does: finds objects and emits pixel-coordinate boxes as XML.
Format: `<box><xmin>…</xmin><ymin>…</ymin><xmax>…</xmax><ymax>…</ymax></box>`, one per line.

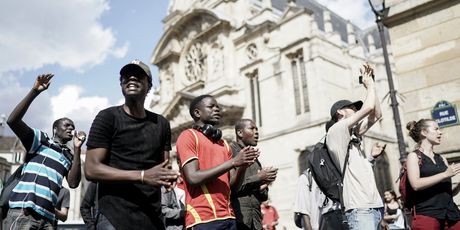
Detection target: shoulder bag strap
<box><xmin>339</xmin><ymin>141</ymin><xmax>353</xmax><ymax>225</ymax></box>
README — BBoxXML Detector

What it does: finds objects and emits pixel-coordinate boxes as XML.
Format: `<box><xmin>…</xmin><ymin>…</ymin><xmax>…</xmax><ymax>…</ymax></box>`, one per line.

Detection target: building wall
<box><xmin>385</xmin><ymin>0</ymin><xmax>460</xmax><ymax>205</ymax></box>
<box><xmin>385</xmin><ymin>0</ymin><xmax>460</xmax><ymax>160</ymax></box>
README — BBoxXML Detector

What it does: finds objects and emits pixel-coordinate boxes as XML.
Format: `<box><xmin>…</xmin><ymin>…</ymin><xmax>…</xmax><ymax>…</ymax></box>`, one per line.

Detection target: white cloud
<box><xmin>316</xmin><ymin>0</ymin><xmax>375</xmax><ymax>29</ymax></box>
<box><xmin>0</xmin><ymin>0</ymin><xmax>127</xmax><ymax>73</ymax></box>
<box><xmin>51</xmin><ymin>85</ymin><xmax>112</xmax><ymax>134</ymax></box>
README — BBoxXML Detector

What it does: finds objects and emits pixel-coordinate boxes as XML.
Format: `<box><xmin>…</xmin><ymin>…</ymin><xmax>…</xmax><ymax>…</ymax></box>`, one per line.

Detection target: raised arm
<box><xmin>407</xmin><ymin>152</ymin><xmax>460</xmax><ymax>191</ymax></box>
<box><xmin>7</xmin><ymin>74</ymin><xmax>53</xmax><ymax>148</ymax></box>
<box><xmin>344</xmin><ymin>64</ymin><xmax>376</xmax><ymax>130</ymax></box>
<box><xmin>67</xmin><ymin>131</ymin><xmax>85</xmax><ymax>188</ymax></box>
<box><xmin>357</xmin><ymin>65</ymin><xmax>382</xmax><ymax>135</ymax></box>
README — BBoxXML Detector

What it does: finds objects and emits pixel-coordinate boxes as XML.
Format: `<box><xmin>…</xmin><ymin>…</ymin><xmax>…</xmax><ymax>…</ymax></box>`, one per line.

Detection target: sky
<box><xmin>0</xmin><ymin>0</ymin><xmax>375</xmax><ymax>137</ymax></box>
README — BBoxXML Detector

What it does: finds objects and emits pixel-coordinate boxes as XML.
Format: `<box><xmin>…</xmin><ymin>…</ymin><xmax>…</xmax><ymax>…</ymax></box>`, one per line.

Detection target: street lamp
<box><xmin>368</xmin><ymin>0</ymin><xmax>407</xmax><ymax>164</ymax></box>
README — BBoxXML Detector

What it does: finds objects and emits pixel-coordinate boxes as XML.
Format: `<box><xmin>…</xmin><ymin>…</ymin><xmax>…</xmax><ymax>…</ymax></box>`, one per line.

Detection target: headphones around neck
<box><xmin>192</xmin><ymin>124</ymin><xmax>222</xmax><ymax>142</ymax></box>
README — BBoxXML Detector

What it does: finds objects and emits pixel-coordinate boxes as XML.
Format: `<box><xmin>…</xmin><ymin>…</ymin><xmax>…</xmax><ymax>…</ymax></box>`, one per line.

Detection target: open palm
<box><xmin>33</xmin><ymin>74</ymin><xmax>54</xmax><ymax>92</ymax></box>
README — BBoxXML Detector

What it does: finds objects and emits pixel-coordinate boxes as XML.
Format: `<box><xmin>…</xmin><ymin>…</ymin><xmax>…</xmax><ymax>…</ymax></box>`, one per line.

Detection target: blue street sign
<box><xmin>431</xmin><ymin>101</ymin><xmax>459</xmax><ymax>128</ymax></box>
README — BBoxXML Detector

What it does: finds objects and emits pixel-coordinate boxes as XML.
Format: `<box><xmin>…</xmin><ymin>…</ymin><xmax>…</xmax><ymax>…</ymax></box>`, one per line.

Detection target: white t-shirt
<box><xmin>388</xmin><ymin>209</ymin><xmax>405</xmax><ymax>229</ymax></box>
<box><xmin>326</xmin><ymin>119</ymin><xmax>383</xmax><ymax>211</ymax></box>
<box><xmin>294</xmin><ymin>170</ymin><xmax>336</xmax><ymax>230</ymax></box>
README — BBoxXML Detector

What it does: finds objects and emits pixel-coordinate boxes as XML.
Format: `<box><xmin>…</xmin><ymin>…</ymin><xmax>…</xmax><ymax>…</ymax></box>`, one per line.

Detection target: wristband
<box><xmin>141</xmin><ymin>170</ymin><xmax>145</xmax><ymax>184</ymax></box>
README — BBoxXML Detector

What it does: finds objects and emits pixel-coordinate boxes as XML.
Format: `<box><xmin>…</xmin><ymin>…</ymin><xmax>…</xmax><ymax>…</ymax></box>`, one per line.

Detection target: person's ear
<box><xmin>237</xmin><ymin>129</ymin><xmax>243</xmax><ymax>138</ymax></box>
<box><xmin>421</xmin><ymin>128</ymin><xmax>428</xmax><ymax>138</ymax></box>
<box><xmin>193</xmin><ymin>109</ymin><xmax>201</xmax><ymax>119</ymax></box>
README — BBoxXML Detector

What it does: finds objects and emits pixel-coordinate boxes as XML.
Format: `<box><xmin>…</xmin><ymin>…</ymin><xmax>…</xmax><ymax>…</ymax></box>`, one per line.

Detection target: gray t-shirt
<box><xmin>326</xmin><ymin>119</ymin><xmax>383</xmax><ymax>211</ymax></box>
<box><xmin>56</xmin><ymin>188</ymin><xmax>70</xmax><ymax>209</ymax></box>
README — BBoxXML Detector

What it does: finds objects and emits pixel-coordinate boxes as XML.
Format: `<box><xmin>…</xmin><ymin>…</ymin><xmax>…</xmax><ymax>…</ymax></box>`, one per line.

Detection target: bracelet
<box><xmin>141</xmin><ymin>170</ymin><xmax>145</xmax><ymax>184</ymax></box>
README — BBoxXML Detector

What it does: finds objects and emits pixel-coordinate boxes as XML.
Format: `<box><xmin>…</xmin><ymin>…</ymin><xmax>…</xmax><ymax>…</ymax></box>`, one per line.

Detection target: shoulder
<box><xmin>406</xmin><ymin>151</ymin><xmax>423</xmax><ymax>165</ymax></box>
<box><xmin>60</xmin><ymin>188</ymin><xmax>70</xmax><ymax>196</ymax></box>
<box><xmin>96</xmin><ymin>106</ymin><xmax>119</xmax><ymax>118</ymax></box>
<box><xmin>329</xmin><ymin>119</ymin><xmax>348</xmax><ymax>134</ymax></box>
<box><xmin>177</xmin><ymin>129</ymin><xmax>196</xmax><ymax>143</ymax></box>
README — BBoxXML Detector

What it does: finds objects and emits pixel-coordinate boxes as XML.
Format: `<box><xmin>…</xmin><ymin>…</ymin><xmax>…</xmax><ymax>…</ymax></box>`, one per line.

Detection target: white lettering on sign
<box><xmin>439</xmin><ymin>111</ymin><xmax>449</xmax><ymax>116</ymax></box>
<box><xmin>436</xmin><ymin>115</ymin><xmax>456</xmax><ymax>123</ymax></box>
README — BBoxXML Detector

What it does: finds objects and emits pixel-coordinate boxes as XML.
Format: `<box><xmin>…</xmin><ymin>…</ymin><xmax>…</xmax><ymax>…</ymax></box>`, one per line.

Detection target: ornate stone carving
<box><xmin>185</xmin><ymin>42</ymin><xmax>206</xmax><ymax>82</ymax></box>
<box><xmin>169</xmin><ymin>103</ymin><xmax>192</xmax><ymax>129</ymax></box>
<box><xmin>209</xmin><ymin>41</ymin><xmax>224</xmax><ymax>81</ymax></box>
<box><xmin>246</xmin><ymin>43</ymin><xmax>258</xmax><ymax>60</ymax></box>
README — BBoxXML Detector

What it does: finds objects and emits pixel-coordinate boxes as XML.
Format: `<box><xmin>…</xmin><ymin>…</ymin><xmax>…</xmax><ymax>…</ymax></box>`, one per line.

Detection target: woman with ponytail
<box><xmin>406</xmin><ymin>119</ymin><xmax>460</xmax><ymax>229</ymax></box>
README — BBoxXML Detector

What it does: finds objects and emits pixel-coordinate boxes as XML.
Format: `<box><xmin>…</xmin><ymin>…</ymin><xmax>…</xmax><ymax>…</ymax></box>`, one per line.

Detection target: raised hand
<box><xmin>371</xmin><ymin>142</ymin><xmax>386</xmax><ymax>158</ymax></box>
<box><xmin>144</xmin><ymin>160</ymin><xmax>180</xmax><ymax>187</ymax></box>
<box><xmin>257</xmin><ymin>167</ymin><xmax>278</xmax><ymax>183</ymax></box>
<box><xmin>360</xmin><ymin>63</ymin><xmax>374</xmax><ymax>89</ymax></box>
<box><xmin>73</xmin><ymin>130</ymin><xmax>87</xmax><ymax>148</ymax></box>
<box><xmin>233</xmin><ymin>146</ymin><xmax>260</xmax><ymax>168</ymax></box>
<box><xmin>33</xmin><ymin>74</ymin><xmax>54</xmax><ymax>92</ymax></box>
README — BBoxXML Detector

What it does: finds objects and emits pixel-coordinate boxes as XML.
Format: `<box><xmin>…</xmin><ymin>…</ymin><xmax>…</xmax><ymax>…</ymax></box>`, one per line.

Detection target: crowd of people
<box><xmin>1</xmin><ymin>59</ymin><xmax>459</xmax><ymax>230</ymax></box>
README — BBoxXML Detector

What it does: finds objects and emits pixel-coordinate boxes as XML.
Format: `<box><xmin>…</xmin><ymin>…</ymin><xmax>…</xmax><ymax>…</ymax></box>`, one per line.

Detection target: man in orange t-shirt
<box><xmin>176</xmin><ymin>95</ymin><xmax>259</xmax><ymax>229</ymax></box>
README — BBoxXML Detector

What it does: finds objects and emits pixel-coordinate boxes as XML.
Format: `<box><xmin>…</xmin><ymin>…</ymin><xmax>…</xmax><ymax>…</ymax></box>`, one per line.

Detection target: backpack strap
<box><xmin>338</xmin><ymin>140</ymin><xmax>353</xmax><ymax>226</ymax></box>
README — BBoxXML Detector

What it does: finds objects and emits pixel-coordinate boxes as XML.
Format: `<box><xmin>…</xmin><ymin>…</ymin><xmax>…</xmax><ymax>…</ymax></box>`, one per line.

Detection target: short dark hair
<box><xmin>52</xmin><ymin>117</ymin><xmax>72</xmax><ymax>134</ymax></box>
<box><xmin>189</xmin><ymin>95</ymin><xmax>213</xmax><ymax>121</ymax></box>
<box><xmin>234</xmin><ymin>119</ymin><xmax>254</xmax><ymax>133</ymax></box>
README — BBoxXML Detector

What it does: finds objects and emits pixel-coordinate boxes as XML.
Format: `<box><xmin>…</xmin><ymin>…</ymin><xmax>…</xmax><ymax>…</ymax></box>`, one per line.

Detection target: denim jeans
<box><xmin>2</xmin><ymin>208</ymin><xmax>54</xmax><ymax>230</ymax></box>
<box><xmin>345</xmin><ymin>208</ymin><xmax>382</xmax><ymax>230</ymax></box>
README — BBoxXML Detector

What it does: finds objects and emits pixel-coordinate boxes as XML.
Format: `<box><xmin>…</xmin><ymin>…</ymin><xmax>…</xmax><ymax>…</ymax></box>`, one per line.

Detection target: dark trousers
<box><xmin>96</xmin><ymin>213</ymin><xmax>116</xmax><ymax>230</ymax></box>
<box><xmin>320</xmin><ymin>210</ymin><xmax>349</xmax><ymax>230</ymax></box>
<box><xmin>190</xmin><ymin>219</ymin><xmax>237</xmax><ymax>230</ymax></box>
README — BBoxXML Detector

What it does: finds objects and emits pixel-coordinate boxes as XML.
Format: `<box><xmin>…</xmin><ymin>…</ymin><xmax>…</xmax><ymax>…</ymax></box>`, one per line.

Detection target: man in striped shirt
<box><xmin>4</xmin><ymin>74</ymin><xmax>85</xmax><ymax>229</ymax></box>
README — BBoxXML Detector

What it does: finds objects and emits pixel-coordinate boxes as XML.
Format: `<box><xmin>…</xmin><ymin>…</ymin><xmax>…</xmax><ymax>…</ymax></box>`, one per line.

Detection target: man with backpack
<box><xmin>296</xmin><ymin>121</ymin><xmax>343</xmax><ymax>230</ymax></box>
<box><xmin>326</xmin><ymin>63</ymin><xmax>386</xmax><ymax>230</ymax></box>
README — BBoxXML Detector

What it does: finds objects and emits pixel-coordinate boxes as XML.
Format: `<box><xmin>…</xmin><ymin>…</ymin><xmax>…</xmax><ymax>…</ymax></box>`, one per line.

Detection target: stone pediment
<box><xmin>151</xmin><ymin>8</ymin><xmax>234</xmax><ymax>66</ymax></box>
<box><xmin>163</xmin><ymin>92</ymin><xmax>245</xmax><ymax>143</ymax></box>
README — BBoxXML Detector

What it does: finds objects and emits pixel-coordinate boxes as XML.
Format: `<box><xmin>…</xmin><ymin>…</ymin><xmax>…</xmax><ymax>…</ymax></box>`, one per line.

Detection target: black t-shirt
<box><xmin>86</xmin><ymin>106</ymin><xmax>171</xmax><ymax>230</ymax></box>
<box><xmin>415</xmin><ymin>153</ymin><xmax>460</xmax><ymax>221</ymax></box>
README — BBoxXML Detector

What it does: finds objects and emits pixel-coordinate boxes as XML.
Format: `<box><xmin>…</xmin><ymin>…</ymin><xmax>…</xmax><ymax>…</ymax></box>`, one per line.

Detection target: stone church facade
<box><xmin>150</xmin><ymin>0</ymin><xmax>402</xmax><ymax>228</ymax></box>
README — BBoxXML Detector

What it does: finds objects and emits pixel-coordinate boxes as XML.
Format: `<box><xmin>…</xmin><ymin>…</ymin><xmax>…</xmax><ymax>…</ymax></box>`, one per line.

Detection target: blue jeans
<box><xmin>2</xmin><ymin>208</ymin><xmax>54</xmax><ymax>230</ymax></box>
<box><xmin>345</xmin><ymin>208</ymin><xmax>382</xmax><ymax>230</ymax></box>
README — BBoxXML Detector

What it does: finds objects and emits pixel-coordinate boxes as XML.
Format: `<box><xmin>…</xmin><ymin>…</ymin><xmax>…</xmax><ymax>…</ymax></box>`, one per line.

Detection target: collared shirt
<box><xmin>230</xmin><ymin>142</ymin><xmax>267</xmax><ymax>230</ymax></box>
<box><xmin>176</xmin><ymin>129</ymin><xmax>234</xmax><ymax>228</ymax></box>
<box><xmin>9</xmin><ymin>128</ymin><xmax>72</xmax><ymax>221</ymax></box>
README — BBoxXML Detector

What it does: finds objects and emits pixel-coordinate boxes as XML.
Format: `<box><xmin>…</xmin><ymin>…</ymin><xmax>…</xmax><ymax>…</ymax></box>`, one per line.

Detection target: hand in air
<box><xmin>33</xmin><ymin>74</ymin><xmax>54</xmax><ymax>92</ymax></box>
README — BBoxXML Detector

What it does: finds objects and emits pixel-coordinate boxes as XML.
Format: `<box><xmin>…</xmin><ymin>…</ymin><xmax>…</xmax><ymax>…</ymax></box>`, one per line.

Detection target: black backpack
<box><xmin>307</xmin><ymin>138</ymin><xmax>350</xmax><ymax>203</ymax></box>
